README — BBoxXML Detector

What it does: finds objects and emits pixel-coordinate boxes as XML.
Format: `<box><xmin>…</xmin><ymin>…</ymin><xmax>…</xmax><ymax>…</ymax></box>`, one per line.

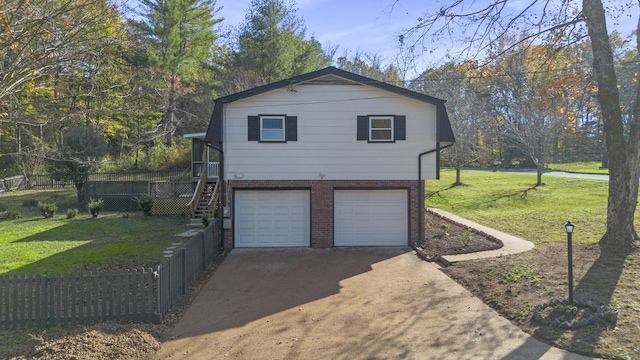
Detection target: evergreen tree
<box><xmin>139</xmin><ymin>0</ymin><xmax>221</xmax><ymax>141</ymax></box>
<box><xmin>221</xmin><ymin>0</ymin><xmax>332</xmax><ymax>93</ymax></box>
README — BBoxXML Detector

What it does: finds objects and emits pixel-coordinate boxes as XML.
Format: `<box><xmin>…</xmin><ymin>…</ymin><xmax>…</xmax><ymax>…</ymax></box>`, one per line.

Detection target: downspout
<box><xmin>418</xmin><ymin>142</ymin><xmax>453</xmax><ymax>244</ymax></box>
<box><xmin>418</xmin><ymin>147</ymin><xmax>439</xmax><ymax>245</ymax></box>
<box><xmin>209</xmin><ymin>145</ymin><xmax>224</xmax><ymax>252</ymax></box>
<box><xmin>205</xmin><ymin>100</ymin><xmax>226</xmax><ymax>252</ymax></box>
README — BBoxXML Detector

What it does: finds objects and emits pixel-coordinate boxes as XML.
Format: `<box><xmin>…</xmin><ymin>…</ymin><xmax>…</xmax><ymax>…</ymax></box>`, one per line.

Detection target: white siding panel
<box><xmin>224</xmin><ymin>84</ymin><xmax>440</xmax><ymax>181</ymax></box>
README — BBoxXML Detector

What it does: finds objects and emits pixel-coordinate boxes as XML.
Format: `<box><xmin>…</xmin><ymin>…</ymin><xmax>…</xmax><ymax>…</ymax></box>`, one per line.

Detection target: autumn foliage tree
<box><xmin>402</xmin><ymin>0</ymin><xmax>640</xmax><ymax>247</ymax></box>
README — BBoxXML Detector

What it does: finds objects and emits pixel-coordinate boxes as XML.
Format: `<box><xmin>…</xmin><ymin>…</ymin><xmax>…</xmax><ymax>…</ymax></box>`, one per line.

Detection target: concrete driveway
<box><xmin>156</xmin><ymin>248</ymin><xmax>591</xmax><ymax>359</ymax></box>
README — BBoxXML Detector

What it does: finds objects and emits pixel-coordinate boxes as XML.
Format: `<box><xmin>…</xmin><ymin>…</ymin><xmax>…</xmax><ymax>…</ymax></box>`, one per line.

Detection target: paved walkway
<box><xmin>500</xmin><ymin>170</ymin><xmax>610</xmax><ymax>181</ymax></box>
<box><xmin>427</xmin><ymin>208</ymin><xmax>535</xmax><ymax>266</ymax></box>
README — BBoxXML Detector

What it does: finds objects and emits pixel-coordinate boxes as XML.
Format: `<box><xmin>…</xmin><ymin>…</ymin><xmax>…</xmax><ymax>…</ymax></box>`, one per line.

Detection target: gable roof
<box><xmin>205</xmin><ymin>66</ymin><xmax>455</xmax><ymax>146</ymax></box>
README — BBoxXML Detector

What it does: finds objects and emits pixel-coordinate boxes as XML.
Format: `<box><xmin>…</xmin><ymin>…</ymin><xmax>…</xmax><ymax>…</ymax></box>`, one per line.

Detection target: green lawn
<box><xmin>425</xmin><ymin>169</ymin><xmax>637</xmax><ymax>244</ymax></box>
<box><xmin>426</xmin><ymin>169</ymin><xmax>640</xmax><ymax>359</ymax></box>
<box><xmin>547</xmin><ymin>161</ymin><xmax>610</xmax><ymax>174</ymax></box>
<box><xmin>0</xmin><ymin>188</ymin><xmax>187</xmax><ymax>275</ymax></box>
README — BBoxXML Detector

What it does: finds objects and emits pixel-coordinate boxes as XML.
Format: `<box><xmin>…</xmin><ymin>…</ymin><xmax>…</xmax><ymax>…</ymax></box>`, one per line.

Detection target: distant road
<box><xmin>497</xmin><ymin>169</ymin><xmax>610</xmax><ymax>181</ymax></box>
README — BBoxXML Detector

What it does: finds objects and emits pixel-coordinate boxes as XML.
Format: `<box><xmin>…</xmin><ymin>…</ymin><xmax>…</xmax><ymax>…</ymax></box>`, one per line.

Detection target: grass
<box><xmin>548</xmin><ymin>161</ymin><xmax>610</xmax><ymax>174</ymax></box>
<box><xmin>0</xmin><ymin>188</ymin><xmax>186</xmax><ymax>275</ymax></box>
<box><xmin>425</xmin><ymin>169</ymin><xmax>624</xmax><ymax>244</ymax></box>
<box><xmin>427</xmin><ymin>169</ymin><xmax>640</xmax><ymax>359</ymax></box>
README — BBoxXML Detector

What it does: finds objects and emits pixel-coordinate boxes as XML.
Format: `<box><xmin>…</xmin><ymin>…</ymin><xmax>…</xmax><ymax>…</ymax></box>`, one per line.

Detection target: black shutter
<box><xmin>357</xmin><ymin>116</ymin><xmax>368</xmax><ymax>140</ymax></box>
<box><xmin>394</xmin><ymin>115</ymin><xmax>406</xmax><ymax>140</ymax></box>
<box><xmin>248</xmin><ymin>116</ymin><xmax>259</xmax><ymax>141</ymax></box>
<box><xmin>286</xmin><ymin>116</ymin><xmax>297</xmax><ymax>141</ymax></box>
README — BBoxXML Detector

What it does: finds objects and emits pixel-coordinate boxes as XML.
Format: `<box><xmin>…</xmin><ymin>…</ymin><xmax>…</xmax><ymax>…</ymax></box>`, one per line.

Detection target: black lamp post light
<box><xmin>532</xmin><ymin>220</ymin><xmax>619</xmax><ymax>329</ymax></box>
<box><xmin>565</xmin><ymin>220</ymin><xmax>575</xmax><ymax>306</ymax></box>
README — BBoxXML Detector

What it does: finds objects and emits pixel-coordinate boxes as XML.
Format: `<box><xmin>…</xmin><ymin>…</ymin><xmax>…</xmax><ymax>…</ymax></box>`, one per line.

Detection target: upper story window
<box><xmin>357</xmin><ymin>115</ymin><xmax>406</xmax><ymax>142</ymax></box>
<box><xmin>248</xmin><ymin>115</ymin><xmax>297</xmax><ymax>142</ymax></box>
<box><xmin>369</xmin><ymin>117</ymin><xmax>394</xmax><ymax>142</ymax></box>
<box><xmin>261</xmin><ymin>116</ymin><xmax>285</xmax><ymax>141</ymax></box>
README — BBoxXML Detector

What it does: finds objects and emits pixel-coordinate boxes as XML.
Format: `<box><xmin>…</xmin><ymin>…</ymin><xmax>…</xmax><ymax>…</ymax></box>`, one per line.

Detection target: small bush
<box><xmin>2</xmin><ymin>210</ymin><xmax>22</xmax><ymax>220</ymax></box>
<box><xmin>22</xmin><ymin>199</ymin><xmax>38</xmax><ymax>207</ymax></box>
<box><xmin>439</xmin><ymin>222</ymin><xmax>450</xmax><ymax>231</ymax></box>
<box><xmin>201</xmin><ymin>213</ymin><xmax>211</xmax><ymax>228</ymax></box>
<box><xmin>37</xmin><ymin>201</ymin><xmax>58</xmax><ymax>218</ymax></box>
<box><xmin>135</xmin><ymin>196</ymin><xmax>153</xmax><ymax>217</ymax></box>
<box><xmin>122</xmin><ymin>212</ymin><xmax>130</xmax><ymax>219</ymax></box>
<box><xmin>0</xmin><ymin>202</ymin><xmax>7</xmax><ymax>212</ymax></box>
<box><xmin>66</xmin><ymin>208</ymin><xmax>79</xmax><ymax>219</ymax></box>
<box><xmin>87</xmin><ymin>198</ymin><xmax>104</xmax><ymax>218</ymax></box>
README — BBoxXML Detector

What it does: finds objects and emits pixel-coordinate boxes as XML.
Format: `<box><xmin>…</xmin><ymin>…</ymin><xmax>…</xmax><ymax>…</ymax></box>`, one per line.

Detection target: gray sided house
<box><xmin>190</xmin><ymin>66</ymin><xmax>454</xmax><ymax>249</ymax></box>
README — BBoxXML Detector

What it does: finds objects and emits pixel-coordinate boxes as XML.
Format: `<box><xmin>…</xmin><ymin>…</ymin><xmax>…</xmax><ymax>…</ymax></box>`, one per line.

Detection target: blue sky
<box><xmin>214</xmin><ymin>0</ymin><xmax>431</xmax><ymax>64</ymax></box>
<box><xmin>213</xmin><ymin>0</ymin><xmax>639</xmax><ymax>71</ymax></box>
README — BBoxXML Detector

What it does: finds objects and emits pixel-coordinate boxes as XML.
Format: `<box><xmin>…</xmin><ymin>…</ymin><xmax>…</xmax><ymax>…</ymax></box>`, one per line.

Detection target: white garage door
<box><xmin>235</xmin><ymin>190</ymin><xmax>310</xmax><ymax>247</ymax></box>
<box><xmin>334</xmin><ymin>190</ymin><xmax>408</xmax><ymax>246</ymax></box>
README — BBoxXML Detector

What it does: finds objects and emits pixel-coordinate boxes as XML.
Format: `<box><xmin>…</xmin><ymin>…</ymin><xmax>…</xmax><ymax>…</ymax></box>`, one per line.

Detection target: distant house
<box><xmin>186</xmin><ymin>66</ymin><xmax>454</xmax><ymax>250</ymax></box>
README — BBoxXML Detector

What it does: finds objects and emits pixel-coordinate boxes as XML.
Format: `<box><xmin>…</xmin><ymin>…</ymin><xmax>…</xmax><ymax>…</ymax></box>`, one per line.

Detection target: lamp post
<box><xmin>565</xmin><ymin>220</ymin><xmax>575</xmax><ymax>305</ymax></box>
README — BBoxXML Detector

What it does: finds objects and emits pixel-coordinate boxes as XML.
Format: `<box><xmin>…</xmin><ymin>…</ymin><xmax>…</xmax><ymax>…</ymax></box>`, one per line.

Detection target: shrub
<box><xmin>122</xmin><ymin>212</ymin><xmax>130</xmax><ymax>219</ymax></box>
<box><xmin>0</xmin><ymin>202</ymin><xmax>7</xmax><ymax>212</ymax></box>
<box><xmin>22</xmin><ymin>199</ymin><xmax>38</xmax><ymax>207</ymax></box>
<box><xmin>99</xmin><ymin>138</ymin><xmax>190</xmax><ymax>171</ymax></box>
<box><xmin>87</xmin><ymin>198</ymin><xmax>104</xmax><ymax>218</ymax></box>
<box><xmin>135</xmin><ymin>196</ymin><xmax>153</xmax><ymax>216</ymax></box>
<box><xmin>201</xmin><ymin>212</ymin><xmax>211</xmax><ymax>228</ymax></box>
<box><xmin>37</xmin><ymin>201</ymin><xmax>58</xmax><ymax>218</ymax></box>
<box><xmin>2</xmin><ymin>210</ymin><xmax>22</xmax><ymax>220</ymax></box>
<box><xmin>66</xmin><ymin>208</ymin><xmax>79</xmax><ymax>219</ymax></box>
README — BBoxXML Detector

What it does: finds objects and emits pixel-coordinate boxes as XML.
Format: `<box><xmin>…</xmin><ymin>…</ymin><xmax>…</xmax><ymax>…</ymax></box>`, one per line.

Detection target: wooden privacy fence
<box><xmin>0</xmin><ymin>269</ymin><xmax>157</xmax><ymax>329</ymax></box>
<box><xmin>0</xmin><ymin>220</ymin><xmax>221</xmax><ymax>330</ymax></box>
<box><xmin>157</xmin><ymin>220</ymin><xmax>220</xmax><ymax>316</ymax></box>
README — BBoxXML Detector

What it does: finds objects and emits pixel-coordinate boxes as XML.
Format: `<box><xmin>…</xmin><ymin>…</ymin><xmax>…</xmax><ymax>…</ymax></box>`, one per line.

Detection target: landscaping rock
<box><xmin>558</xmin><ymin>321</ymin><xmax>571</xmax><ymax>330</ymax></box>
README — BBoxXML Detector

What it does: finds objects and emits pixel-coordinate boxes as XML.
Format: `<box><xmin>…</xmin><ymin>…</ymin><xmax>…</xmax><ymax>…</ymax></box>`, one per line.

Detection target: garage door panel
<box><xmin>235</xmin><ymin>190</ymin><xmax>310</xmax><ymax>248</ymax></box>
<box><xmin>334</xmin><ymin>190</ymin><xmax>408</xmax><ymax>247</ymax></box>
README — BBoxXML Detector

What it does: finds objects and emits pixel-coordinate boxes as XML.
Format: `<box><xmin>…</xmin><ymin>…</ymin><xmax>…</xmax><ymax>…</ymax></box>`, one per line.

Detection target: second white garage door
<box><xmin>235</xmin><ymin>190</ymin><xmax>310</xmax><ymax>247</ymax></box>
<box><xmin>334</xmin><ymin>189</ymin><xmax>408</xmax><ymax>246</ymax></box>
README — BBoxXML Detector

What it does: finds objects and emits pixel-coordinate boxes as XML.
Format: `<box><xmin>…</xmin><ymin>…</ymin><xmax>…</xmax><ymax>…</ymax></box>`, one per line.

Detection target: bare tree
<box><xmin>0</xmin><ymin>0</ymin><xmax>115</xmax><ymax>103</ymax></box>
<box><xmin>410</xmin><ymin>62</ymin><xmax>483</xmax><ymax>185</ymax></box>
<box><xmin>400</xmin><ymin>0</ymin><xmax>639</xmax><ymax>247</ymax></box>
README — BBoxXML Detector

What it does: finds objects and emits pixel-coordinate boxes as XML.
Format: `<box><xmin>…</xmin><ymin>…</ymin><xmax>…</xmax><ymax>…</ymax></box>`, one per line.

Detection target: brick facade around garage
<box><xmin>221</xmin><ymin>180</ymin><xmax>422</xmax><ymax>249</ymax></box>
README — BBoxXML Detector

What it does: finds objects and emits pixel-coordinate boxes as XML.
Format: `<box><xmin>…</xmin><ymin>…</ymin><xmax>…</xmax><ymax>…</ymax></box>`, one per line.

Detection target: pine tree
<box><xmin>139</xmin><ymin>0</ymin><xmax>221</xmax><ymax>141</ymax></box>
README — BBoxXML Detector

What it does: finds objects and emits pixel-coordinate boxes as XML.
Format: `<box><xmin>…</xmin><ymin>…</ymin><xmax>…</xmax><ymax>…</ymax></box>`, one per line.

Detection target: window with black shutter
<box><xmin>248</xmin><ymin>115</ymin><xmax>297</xmax><ymax>142</ymax></box>
<box><xmin>357</xmin><ymin>115</ymin><xmax>406</xmax><ymax>142</ymax></box>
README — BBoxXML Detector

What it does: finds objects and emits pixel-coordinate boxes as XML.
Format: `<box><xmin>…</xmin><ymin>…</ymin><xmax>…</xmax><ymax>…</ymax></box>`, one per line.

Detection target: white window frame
<box><xmin>369</xmin><ymin>116</ymin><xmax>394</xmax><ymax>142</ymax></box>
<box><xmin>260</xmin><ymin>116</ymin><xmax>285</xmax><ymax>142</ymax></box>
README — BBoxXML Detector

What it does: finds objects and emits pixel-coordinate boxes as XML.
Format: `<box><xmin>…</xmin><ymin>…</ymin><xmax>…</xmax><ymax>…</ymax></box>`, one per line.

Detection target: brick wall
<box><xmin>222</xmin><ymin>180</ymin><xmax>422</xmax><ymax>249</ymax></box>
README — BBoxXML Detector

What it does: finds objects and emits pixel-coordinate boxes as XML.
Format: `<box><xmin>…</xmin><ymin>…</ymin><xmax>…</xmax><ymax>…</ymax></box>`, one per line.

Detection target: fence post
<box><xmin>155</xmin><ymin>265</ymin><xmax>162</xmax><ymax>324</ymax></box>
<box><xmin>202</xmin><ymin>227</ymin><xmax>207</xmax><ymax>270</ymax></box>
<box><xmin>182</xmin><ymin>248</ymin><xmax>187</xmax><ymax>295</ymax></box>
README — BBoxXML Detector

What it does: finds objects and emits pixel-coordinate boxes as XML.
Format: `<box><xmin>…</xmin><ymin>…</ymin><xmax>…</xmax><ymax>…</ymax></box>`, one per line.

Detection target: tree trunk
<box><xmin>456</xmin><ymin>167</ymin><xmax>461</xmax><ymax>185</ymax></box>
<box><xmin>536</xmin><ymin>165</ymin><xmax>543</xmax><ymax>186</ymax></box>
<box><xmin>601</xmin><ymin>143</ymin><xmax>608</xmax><ymax>169</ymax></box>
<box><xmin>583</xmin><ymin>0</ymin><xmax>640</xmax><ymax>248</ymax></box>
<box><xmin>167</xmin><ymin>72</ymin><xmax>177</xmax><ymax>144</ymax></box>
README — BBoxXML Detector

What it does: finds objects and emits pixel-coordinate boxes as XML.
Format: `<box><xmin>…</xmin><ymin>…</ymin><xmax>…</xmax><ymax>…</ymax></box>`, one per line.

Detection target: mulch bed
<box><xmin>415</xmin><ymin>210</ymin><xmax>503</xmax><ymax>261</ymax></box>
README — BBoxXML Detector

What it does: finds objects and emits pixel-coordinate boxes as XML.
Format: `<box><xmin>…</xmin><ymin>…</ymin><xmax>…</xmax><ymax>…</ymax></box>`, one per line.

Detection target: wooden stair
<box><xmin>188</xmin><ymin>181</ymin><xmax>216</xmax><ymax>226</ymax></box>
